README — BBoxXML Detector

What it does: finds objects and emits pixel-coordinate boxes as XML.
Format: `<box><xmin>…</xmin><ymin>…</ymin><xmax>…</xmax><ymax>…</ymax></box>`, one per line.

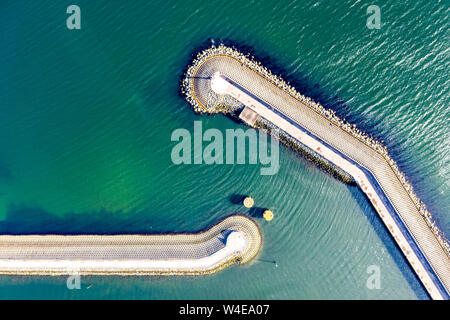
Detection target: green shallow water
<box><xmin>0</xmin><ymin>0</ymin><xmax>448</xmax><ymax>299</ymax></box>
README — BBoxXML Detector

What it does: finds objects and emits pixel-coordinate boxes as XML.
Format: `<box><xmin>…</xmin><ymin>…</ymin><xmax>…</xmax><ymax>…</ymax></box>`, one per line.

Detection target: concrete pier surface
<box><xmin>0</xmin><ymin>215</ymin><xmax>261</xmax><ymax>276</ymax></box>
<box><xmin>182</xmin><ymin>46</ymin><xmax>450</xmax><ymax>299</ymax></box>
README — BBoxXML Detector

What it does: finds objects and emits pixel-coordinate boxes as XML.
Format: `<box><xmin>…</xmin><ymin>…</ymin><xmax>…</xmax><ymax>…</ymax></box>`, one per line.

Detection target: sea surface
<box><xmin>0</xmin><ymin>0</ymin><xmax>448</xmax><ymax>299</ymax></box>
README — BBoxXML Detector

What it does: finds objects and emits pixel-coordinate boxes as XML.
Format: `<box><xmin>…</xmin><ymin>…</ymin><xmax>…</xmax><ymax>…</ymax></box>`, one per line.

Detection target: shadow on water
<box><xmin>224</xmin><ymin>112</ymin><xmax>245</xmax><ymax>125</ymax></box>
<box><xmin>249</xmin><ymin>207</ymin><xmax>265</xmax><ymax>219</ymax></box>
<box><xmin>228</xmin><ymin>193</ymin><xmax>246</xmax><ymax>205</ymax></box>
<box><xmin>0</xmin><ymin>206</ymin><xmax>255</xmax><ymax>237</ymax></box>
<box><xmin>228</xmin><ymin>193</ymin><xmax>265</xmax><ymax>219</ymax></box>
<box><xmin>346</xmin><ymin>184</ymin><xmax>429</xmax><ymax>300</ymax></box>
<box><xmin>0</xmin><ymin>206</ymin><xmax>207</xmax><ymax>235</ymax></box>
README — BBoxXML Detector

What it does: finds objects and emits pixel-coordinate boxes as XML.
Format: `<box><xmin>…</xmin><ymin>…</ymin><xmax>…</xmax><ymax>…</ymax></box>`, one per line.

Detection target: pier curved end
<box><xmin>0</xmin><ymin>215</ymin><xmax>262</xmax><ymax>276</ymax></box>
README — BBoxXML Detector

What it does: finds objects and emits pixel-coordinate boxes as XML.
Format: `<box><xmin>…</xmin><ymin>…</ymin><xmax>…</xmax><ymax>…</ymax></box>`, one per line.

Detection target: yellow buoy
<box><xmin>263</xmin><ymin>210</ymin><xmax>274</xmax><ymax>221</ymax></box>
<box><xmin>243</xmin><ymin>197</ymin><xmax>254</xmax><ymax>208</ymax></box>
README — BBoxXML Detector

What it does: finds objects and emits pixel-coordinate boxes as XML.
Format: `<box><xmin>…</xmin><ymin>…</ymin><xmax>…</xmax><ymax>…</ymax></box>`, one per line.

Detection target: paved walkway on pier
<box><xmin>193</xmin><ymin>60</ymin><xmax>450</xmax><ymax>299</ymax></box>
<box><xmin>0</xmin><ymin>215</ymin><xmax>261</xmax><ymax>275</ymax></box>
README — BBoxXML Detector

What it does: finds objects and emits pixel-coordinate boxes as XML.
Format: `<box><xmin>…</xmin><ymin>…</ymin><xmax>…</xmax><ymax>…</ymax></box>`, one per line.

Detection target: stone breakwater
<box><xmin>0</xmin><ymin>215</ymin><xmax>262</xmax><ymax>276</ymax></box>
<box><xmin>181</xmin><ymin>45</ymin><xmax>449</xmax><ymax>257</ymax></box>
<box><xmin>181</xmin><ymin>45</ymin><xmax>449</xmax><ymax>299</ymax></box>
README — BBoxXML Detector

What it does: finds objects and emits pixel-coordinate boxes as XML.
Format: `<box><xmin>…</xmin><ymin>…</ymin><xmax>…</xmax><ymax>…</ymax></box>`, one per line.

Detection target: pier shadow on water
<box><xmin>346</xmin><ymin>184</ymin><xmax>429</xmax><ymax>300</ymax></box>
<box><xmin>0</xmin><ymin>206</ymin><xmax>201</xmax><ymax>235</ymax></box>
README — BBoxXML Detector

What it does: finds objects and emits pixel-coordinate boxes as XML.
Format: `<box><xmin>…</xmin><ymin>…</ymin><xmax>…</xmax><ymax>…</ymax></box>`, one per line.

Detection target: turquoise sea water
<box><xmin>0</xmin><ymin>1</ymin><xmax>448</xmax><ymax>299</ymax></box>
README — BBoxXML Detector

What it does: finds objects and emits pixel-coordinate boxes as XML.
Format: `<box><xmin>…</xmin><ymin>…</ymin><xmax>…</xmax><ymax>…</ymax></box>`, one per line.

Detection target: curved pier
<box><xmin>182</xmin><ymin>45</ymin><xmax>450</xmax><ymax>299</ymax></box>
<box><xmin>0</xmin><ymin>215</ymin><xmax>262</xmax><ymax>276</ymax></box>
